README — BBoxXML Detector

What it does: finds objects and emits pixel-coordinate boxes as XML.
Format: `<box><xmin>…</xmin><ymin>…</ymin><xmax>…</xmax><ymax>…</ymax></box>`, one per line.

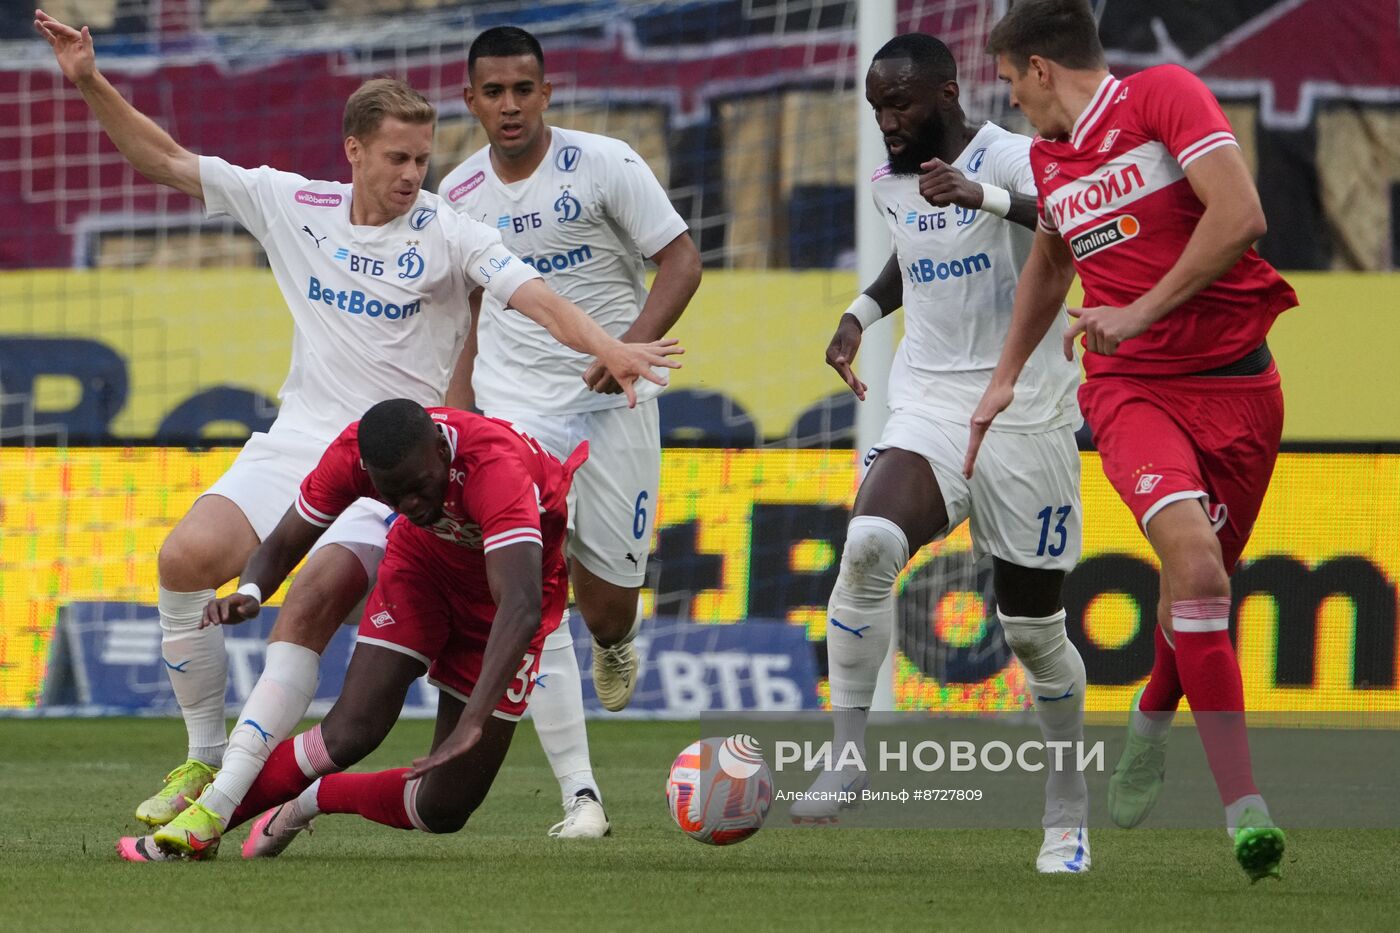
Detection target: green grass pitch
<box><xmin>2</xmin><ymin>718</ymin><xmax>1397</xmax><ymax>932</ymax></box>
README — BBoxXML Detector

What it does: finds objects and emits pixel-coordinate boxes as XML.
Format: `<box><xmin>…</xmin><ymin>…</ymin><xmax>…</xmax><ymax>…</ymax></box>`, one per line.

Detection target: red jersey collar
<box><xmin>1070</xmin><ymin>74</ymin><xmax>1121</xmax><ymax>150</ymax></box>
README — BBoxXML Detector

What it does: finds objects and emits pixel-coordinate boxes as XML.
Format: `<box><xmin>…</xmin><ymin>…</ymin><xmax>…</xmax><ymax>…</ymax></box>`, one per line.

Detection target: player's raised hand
<box><xmin>1064</xmin><ymin>304</ymin><xmax>1150</xmax><ymax>359</ymax></box>
<box><xmin>825</xmin><ymin>314</ymin><xmax>867</xmax><ymax>400</ymax></box>
<box><xmin>201</xmin><ymin>593</ymin><xmax>261</xmax><ymax>628</ymax></box>
<box><xmin>963</xmin><ymin>381</ymin><xmax>1014</xmax><ymax>478</ymax></box>
<box><xmin>918</xmin><ymin>158</ymin><xmax>982</xmax><ymax>210</ymax></box>
<box><xmin>590</xmin><ymin>337</ymin><xmax>683</xmax><ymax>408</ymax></box>
<box><xmin>407</xmin><ymin>719</ymin><xmax>482</xmax><ymax>778</ymax></box>
<box><xmin>34</xmin><ymin>10</ymin><xmax>97</xmax><ymax>86</ymax></box>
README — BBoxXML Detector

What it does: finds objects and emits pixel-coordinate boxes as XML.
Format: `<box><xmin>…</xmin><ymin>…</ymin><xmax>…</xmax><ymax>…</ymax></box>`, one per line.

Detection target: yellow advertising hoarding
<box><xmin>2</xmin><ymin>448</ymin><xmax>1395</xmax><ymax>713</ymax></box>
<box><xmin>1</xmin><ymin>270</ymin><xmax>1396</xmax><ymax>442</ymax></box>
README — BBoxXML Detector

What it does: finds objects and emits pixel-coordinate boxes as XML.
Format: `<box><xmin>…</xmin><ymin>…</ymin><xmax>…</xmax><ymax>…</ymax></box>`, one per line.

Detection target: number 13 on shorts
<box><xmin>1035</xmin><ymin>504</ymin><xmax>1073</xmax><ymax>558</ymax></box>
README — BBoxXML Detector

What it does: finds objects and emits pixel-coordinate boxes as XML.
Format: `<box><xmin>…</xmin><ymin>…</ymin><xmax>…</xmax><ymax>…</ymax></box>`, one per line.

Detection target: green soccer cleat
<box><xmin>1234</xmin><ymin>808</ymin><xmax>1286</xmax><ymax>882</ymax></box>
<box><xmin>153</xmin><ymin>797</ymin><xmax>224</xmax><ymax>859</ymax></box>
<box><xmin>134</xmin><ymin>759</ymin><xmax>218</xmax><ymax>827</ymax></box>
<box><xmin>1108</xmin><ymin>689</ymin><xmax>1168</xmax><ymax>829</ymax></box>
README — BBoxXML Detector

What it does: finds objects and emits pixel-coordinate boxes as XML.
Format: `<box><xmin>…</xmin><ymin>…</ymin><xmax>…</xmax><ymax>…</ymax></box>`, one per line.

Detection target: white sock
<box><xmin>294</xmin><ymin>778</ymin><xmax>323</xmax><ymax>822</ymax></box>
<box><xmin>825</xmin><ymin>516</ymin><xmax>906</xmax><ymax>709</ymax></box>
<box><xmin>999</xmin><ymin>609</ymin><xmax>1088</xmax><ymax>827</ymax></box>
<box><xmin>1225</xmin><ymin>793</ymin><xmax>1269</xmax><ymax>837</ymax></box>
<box><xmin>1131</xmin><ymin>691</ymin><xmax>1174</xmax><ymax>739</ymax></box>
<box><xmin>832</xmin><ymin>705</ymin><xmax>870</xmax><ymax>771</ymax></box>
<box><xmin>533</xmin><ymin>623</ymin><xmax>601</xmax><ymax>805</ymax></box>
<box><xmin>202</xmin><ymin>641</ymin><xmax>321</xmax><ymax>826</ymax></box>
<box><xmin>159</xmin><ymin>586</ymin><xmax>226</xmax><ymax>766</ymax></box>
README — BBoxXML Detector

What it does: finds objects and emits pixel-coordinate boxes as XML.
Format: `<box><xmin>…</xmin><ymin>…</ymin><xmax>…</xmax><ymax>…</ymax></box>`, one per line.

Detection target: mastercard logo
<box><xmin>1069</xmin><ymin>214</ymin><xmax>1140</xmax><ymax>259</ymax></box>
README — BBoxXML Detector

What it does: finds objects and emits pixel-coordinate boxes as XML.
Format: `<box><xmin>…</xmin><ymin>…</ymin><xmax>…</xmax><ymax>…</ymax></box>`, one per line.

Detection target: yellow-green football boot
<box><xmin>134</xmin><ymin>759</ymin><xmax>217</xmax><ymax>827</ymax></box>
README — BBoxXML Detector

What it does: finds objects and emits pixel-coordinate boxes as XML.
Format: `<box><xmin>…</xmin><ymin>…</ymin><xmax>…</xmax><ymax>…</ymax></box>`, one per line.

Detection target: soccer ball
<box><xmin>666</xmin><ymin>734</ymin><xmax>773</xmax><ymax>846</ymax></box>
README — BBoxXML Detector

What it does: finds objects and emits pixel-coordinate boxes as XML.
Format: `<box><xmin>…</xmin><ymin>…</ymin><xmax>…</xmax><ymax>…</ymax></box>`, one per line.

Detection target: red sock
<box><xmin>1172</xmin><ymin>598</ymin><xmax>1259</xmax><ymax>804</ymax></box>
<box><xmin>1139</xmin><ymin>624</ymin><xmax>1184</xmax><ymax>712</ymax></box>
<box><xmin>316</xmin><ymin>769</ymin><xmax>421</xmax><ymax>831</ymax></box>
<box><xmin>226</xmin><ymin>724</ymin><xmax>341</xmax><ymax>830</ymax></box>
<box><xmin>227</xmin><ymin>739</ymin><xmax>313</xmax><ymax>830</ymax></box>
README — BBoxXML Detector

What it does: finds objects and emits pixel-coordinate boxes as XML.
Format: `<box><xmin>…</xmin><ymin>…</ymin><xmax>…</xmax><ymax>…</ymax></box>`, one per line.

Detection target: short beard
<box><xmin>886</xmin><ymin>119</ymin><xmax>947</xmax><ymax>176</ymax></box>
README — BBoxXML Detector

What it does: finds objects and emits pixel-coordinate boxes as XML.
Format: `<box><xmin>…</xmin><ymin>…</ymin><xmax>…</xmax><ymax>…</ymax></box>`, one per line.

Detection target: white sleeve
<box><xmin>988</xmin><ymin>137</ymin><xmax>1037</xmax><ymax>199</ymax></box>
<box><xmin>199</xmin><ymin>156</ymin><xmax>301</xmax><ymax>240</ymax></box>
<box><xmin>599</xmin><ymin>144</ymin><xmax>689</xmax><ymax>258</ymax></box>
<box><xmin>454</xmin><ymin>213</ymin><xmax>541</xmax><ymax>304</ymax></box>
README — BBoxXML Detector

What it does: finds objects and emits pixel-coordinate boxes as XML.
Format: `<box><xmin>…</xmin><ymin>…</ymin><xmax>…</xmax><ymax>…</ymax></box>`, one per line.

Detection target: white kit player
<box><xmin>438</xmin><ymin>26</ymin><xmax>701</xmax><ymax>837</ymax></box>
<box><xmin>35</xmin><ymin>10</ymin><xmax>680</xmax><ymax>848</ymax></box>
<box><xmin>790</xmin><ymin>34</ymin><xmax>1089</xmax><ymax>873</ymax></box>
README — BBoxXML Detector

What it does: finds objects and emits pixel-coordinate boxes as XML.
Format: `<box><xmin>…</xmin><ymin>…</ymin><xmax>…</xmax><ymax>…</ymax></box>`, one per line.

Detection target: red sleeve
<box><xmin>295</xmin><ymin>426</ymin><xmax>376</xmax><ymax>527</ymax></box>
<box><xmin>1029</xmin><ymin>141</ymin><xmax>1059</xmax><ymax>234</ymax></box>
<box><xmin>1136</xmin><ymin>66</ymin><xmax>1239</xmax><ymax>170</ymax></box>
<box><xmin>460</xmin><ymin>450</ymin><xmax>543</xmax><ymax>554</ymax></box>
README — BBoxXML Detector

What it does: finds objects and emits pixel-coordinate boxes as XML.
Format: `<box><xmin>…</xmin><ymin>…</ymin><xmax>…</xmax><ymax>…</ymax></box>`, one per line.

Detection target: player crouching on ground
<box><xmin>119</xmin><ymin>400</ymin><xmax>583</xmax><ymax>861</ymax></box>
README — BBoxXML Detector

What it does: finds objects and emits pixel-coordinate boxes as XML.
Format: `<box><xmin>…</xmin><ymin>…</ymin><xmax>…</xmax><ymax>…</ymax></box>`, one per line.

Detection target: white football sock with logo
<box><xmin>159</xmin><ymin>586</ymin><xmax>226</xmax><ymax>766</ymax></box>
<box><xmin>825</xmin><ymin>516</ymin><xmax>907</xmax><ymax>711</ymax></box>
<box><xmin>999</xmin><ymin>608</ymin><xmax>1088</xmax><ymax>827</ymax></box>
<box><xmin>532</xmin><ymin>622</ymin><xmax>601</xmax><ymax>805</ymax></box>
<box><xmin>201</xmin><ymin>641</ymin><xmax>321</xmax><ymax>826</ymax></box>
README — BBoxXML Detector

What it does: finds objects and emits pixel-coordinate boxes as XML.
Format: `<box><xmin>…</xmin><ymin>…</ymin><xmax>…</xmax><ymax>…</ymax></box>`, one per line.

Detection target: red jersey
<box><xmin>294</xmin><ymin>407</ymin><xmax>581</xmax><ymax>560</ymax></box>
<box><xmin>1031</xmin><ymin>65</ymin><xmax>1297</xmax><ymax>377</ymax></box>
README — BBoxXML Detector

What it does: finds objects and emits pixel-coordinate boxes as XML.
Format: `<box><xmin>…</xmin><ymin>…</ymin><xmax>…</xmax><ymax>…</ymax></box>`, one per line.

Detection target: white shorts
<box><xmin>496</xmin><ymin>399</ymin><xmax>660</xmax><ymax>588</ymax></box>
<box><xmin>871</xmin><ymin>408</ymin><xmax>1082</xmax><ymax>571</ymax></box>
<box><xmin>200</xmin><ymin>427</ymin><xmax>394</xmax><ymax>577</ymax></box>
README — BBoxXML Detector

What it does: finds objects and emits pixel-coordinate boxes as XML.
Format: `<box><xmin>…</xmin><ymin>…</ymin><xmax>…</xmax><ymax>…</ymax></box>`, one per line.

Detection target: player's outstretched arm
<box><xmin>825</xmin><ymin>253</ymin><xmax>902</xmax><ymax>401</ymax></box>
<box><xmin>408</xmin><ymin>541</ymin><xmax>544</xmax><ymax>777</ymax></box>
<box><xmin>34</xmin><ymin>9</ymin><xmax>202</xmax><ymax>200</ymax></box>
<box><xmin>201</xmin><ymin>507</ymin><xmax>326</xmax><ymax>627</ymax></box>
<box><xmin>964</xmin><ymin>229</ymin><xmax>1076</xmax><ymax>478</ymax></box>
<box><xmin>583</xmin><ymin>232</ymin><xmax>702</xmax><ymax>395</ymax></box>
<box><xmin>505</xmin><ymin>278</ymin><xmax>684</xmax><ymax>408</ymax></box>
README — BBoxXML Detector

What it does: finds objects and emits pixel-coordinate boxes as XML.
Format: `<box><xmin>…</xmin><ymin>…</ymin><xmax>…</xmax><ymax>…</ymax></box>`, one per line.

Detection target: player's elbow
<box><xmin>1239</xmin><ymin>206</ymin><xmax>1267</xmax><ymax>245</ymax></box>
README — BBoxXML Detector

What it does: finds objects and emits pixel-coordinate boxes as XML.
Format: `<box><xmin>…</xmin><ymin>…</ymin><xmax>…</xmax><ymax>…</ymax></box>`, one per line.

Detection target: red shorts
<box><xmin>356</xmin><ymin>521</ymin><xmax>569</xmax><ymax>720</ymax></box>
<box><xmin>1079</xmin><ymin>366</ymin><xmax>1283</xmax><ymax>572</ymax></box>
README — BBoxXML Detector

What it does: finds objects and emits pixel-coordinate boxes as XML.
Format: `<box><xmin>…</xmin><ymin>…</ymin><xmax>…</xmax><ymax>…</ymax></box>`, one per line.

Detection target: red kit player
<box><xmin>966</xmin><ymin>0</ymin><xmax>1293</xmax><ymax>882</ymax></box>
<box><xmin>120</xmin><ymin>399</ymin><xmax>583</xmax><ymax>861</ymax></box>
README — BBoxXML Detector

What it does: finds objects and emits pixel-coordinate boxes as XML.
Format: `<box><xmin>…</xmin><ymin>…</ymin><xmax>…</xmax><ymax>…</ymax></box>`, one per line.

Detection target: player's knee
<box><xmin>421</xmin><ymin>806</ymin><xmax>472</xmax><ymax>835</ymax></box>
<box><xmin>999</xmin><ymin>612</ymin><xmax>1066</xmax><ymax>667</ymax></box>
<box><xmin>157</xmin><ymin>530</ymin><xmax>204</xmax><ymax>590</ymax></box>
<box><xmin>319</xmin><ymin>709</ymin><xmax>392</xmax><ymax>768</ymax></box>
<box><xmin>276</xmin><ymin>580</ymin><xmax>364</xmax><ymax>651</ymax></box>
<box><xmin>836</xmin><ymin>517</ymin><xmax>908</xmax><ymax>600</ymax></box>
<box><xmin>415</xmin><ymin>789</ymin><xmax>477</xmax><ymax>834</ymax></box>
<box><xmin>1168</xmin><ymin>551</ymin><xmax>1231</xmax><ymax>601</ymax></box>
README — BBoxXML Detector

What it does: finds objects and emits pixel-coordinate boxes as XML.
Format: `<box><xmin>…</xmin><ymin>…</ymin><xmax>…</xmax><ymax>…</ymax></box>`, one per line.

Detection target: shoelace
<box><xmin>181</xmin><ymin>800</ymin><xmax>221</xmax><ymax>824</ymax></box>
<box><xmin>157</xmin><ymin>761</ymin><xmax>211</xmax><ymax>799</ymax></box>
<box><xmin>595</xmin><ymin>641</ymin><xmax>632</xmax><ymax>667</ymax></box>
<box><xmin>548</xmin><ymin>795</ymin><xmax>597</xmax><ymax>837</ymax></box>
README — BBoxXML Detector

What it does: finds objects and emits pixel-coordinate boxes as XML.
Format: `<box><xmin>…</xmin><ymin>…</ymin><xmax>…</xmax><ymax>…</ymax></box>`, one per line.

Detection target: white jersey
<box><xmin>872</xmin><ymin>123</ymin><xmax>1080</xmax><ymax>432</ymax></box>
<box><xmin>438</xmin><ymin>127</ymin><xmax>689</xmax><ymax>416</ymax></box>
<box><xmin>200</xmin><ymin>156</ymin><xmax>538</xmax><ymax>441</ymax></box>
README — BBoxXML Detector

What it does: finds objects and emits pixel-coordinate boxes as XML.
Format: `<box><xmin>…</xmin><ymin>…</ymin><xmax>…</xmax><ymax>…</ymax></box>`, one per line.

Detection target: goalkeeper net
<box><xmin>1</xmin><ymin>0</ymin><xmax>1034</xmax><ymax>712</ymax></box>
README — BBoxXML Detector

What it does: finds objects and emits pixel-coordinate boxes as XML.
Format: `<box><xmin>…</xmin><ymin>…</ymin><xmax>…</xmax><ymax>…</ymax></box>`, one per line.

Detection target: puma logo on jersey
<box><xmin>301</xmin><ymin>225</ymin><xmax>327</xmax><ymax>248</ymax></box>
